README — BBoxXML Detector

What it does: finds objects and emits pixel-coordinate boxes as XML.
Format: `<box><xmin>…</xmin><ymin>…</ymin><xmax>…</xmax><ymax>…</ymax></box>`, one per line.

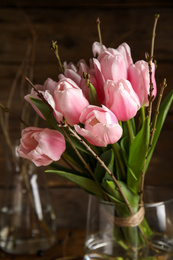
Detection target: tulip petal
<box><xmin>74</xmin><ymin>125</ymin><xmax>106</xmax><ymax>147</ymax></box>
<box><xmin>36</xmin><ymin>129</ymin><xmax>66</xmax><ymax>161</ymax></box>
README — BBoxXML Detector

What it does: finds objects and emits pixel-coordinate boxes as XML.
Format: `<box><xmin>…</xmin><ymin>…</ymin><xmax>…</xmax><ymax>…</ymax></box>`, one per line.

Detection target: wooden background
<box><xmin>0</xmin><ymin>0</ymin><xmax>173</xmax><ymax>231</ymax></box>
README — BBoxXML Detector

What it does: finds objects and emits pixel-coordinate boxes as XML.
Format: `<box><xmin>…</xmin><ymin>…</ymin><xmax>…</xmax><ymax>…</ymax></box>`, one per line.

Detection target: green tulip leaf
<box><xmin>46</xmin><ymin>168</ymin><xmax>104</xmax><ymax>199</ymax></box>
<box><xmin>101</xmin><ymin>180</ymin><xmax>139</xmax><ymax>208</ymax></box>
<box><xmin>49</xmin><ymin>162</ymin><xmax>88</xmax><ymax>177</ymax></box>
<box><xmin>127</xmin><ymin>117</ymin><xmax>150</xmax><ymax>193</ymax></box>
<box><xmin>94</xmin><ymin>149</ymin><xmax>114</xmax><ymax>183</ymax></box>
<box><xmin>113</xmin><ymin>141</ymin><xmax>128</xmax><ymax>181</ymax></box>
<box><xmin>120</xmin><ymin>137</ymin><xmax>129</xmax><ymax>164</ymax></box>
<box><xmin>145</xmin><ymin>90</ymin><xmax>173</xmax><ymax>171</ymax></box>
<box><xmin>30</xmin><ymin>97</ymin><xmax>59</xmax><ymax>130</ymax></box>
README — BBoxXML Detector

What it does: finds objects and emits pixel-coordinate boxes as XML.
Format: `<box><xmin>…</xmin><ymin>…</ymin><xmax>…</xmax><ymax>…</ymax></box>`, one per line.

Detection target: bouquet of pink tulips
<box><xmin>17</xmin><ymin>16</ymin><xmax>173</xmax><ymax>252</ymax></box>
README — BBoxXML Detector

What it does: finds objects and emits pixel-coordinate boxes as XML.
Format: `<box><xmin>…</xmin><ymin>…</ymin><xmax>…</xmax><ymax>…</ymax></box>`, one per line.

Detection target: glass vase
<box><xmin>84</xmin><ymin>187</ymin><xmax>173</xmax><ymax>260</ymax></box>
<box><xmin>0</xmin><ymin>140</ymin><xmax>57</xmax><ymax>255</ymax></box>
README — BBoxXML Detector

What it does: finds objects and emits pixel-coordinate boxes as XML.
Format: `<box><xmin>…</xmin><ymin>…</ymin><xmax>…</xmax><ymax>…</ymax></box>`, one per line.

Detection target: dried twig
<box><xmin>149</xmin><ymin>79</ymin><xmax>167</xmax><ymax>148</ymax></box>
<box><xmin>0</xmin><ymin>104</ymin><xmax>28</xmax><ymax>127</ymax></box>
<box><xmin>147</xmin><ymin>14</ymin><xmax>160</xmax><ymax>123</ymax></box>
<box><xmin>150</xmin><ymin>14</ymin><xmax>160</xmax><ymax>59</ymax></box>
<box><xmin>140</xmin><ymin>14</ymin><xmax>160</xmax><ymax>203</ymax></box>
<box><xmin>51</xmin><ymin>41</ymin><xmax>64</xmax><ymax>73</ymax></box>
<box><xmin>96</xmin><ymin>17</ymin><xmax>102</xmax><ymax>44</ymax></box>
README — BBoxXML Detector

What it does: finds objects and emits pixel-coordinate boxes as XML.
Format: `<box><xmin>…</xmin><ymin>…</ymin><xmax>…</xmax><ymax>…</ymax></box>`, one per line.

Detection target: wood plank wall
<box><xmin>0</xmin><ymin>0</ymin><xmax>173</xmax><ymax>228</ymax></box>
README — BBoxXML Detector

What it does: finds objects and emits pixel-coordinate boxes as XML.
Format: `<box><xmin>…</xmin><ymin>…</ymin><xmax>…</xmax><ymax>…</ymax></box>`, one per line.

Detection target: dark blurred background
<box><xmin>0</xmin><ymin>0</ymin><xmax>173</xmax><ymax>229</ymax></box>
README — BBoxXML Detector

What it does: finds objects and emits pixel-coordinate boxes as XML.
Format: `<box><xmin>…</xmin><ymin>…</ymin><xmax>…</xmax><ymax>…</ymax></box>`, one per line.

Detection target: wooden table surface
<box><xmin>0</xmin><ymin>229</ymin><xmax>85</xmax><ymax>260</ymax></box>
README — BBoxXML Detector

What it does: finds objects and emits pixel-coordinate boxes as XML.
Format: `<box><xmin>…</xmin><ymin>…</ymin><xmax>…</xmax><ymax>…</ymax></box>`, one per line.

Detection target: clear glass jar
<box><xmin>0</xmin><ymin>140</ymin><xmax>57</xmax><ymax>255</ymax></box>
<box><xmin>84</xmin><ymin>187</ymin><xmax>173</xmax><ymax>260</ymax></box>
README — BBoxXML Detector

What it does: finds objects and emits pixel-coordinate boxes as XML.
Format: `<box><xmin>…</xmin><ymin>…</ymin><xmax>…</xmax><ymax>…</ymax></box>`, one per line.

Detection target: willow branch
<box><xmin>149</xmin><ymin>79</ymin><xmax>167</xmax><ymax>147</ymax></box>
<box><xmin>51</xmin><ymin>41</ymin><xmax>64</xmax><ymax>73</ymax></box>
<box><xmin>147</xmin><ymin>57</ymin><xmax>155</xmax><ymax>123</ymax></box>
<box><xmin>150</xmin><ymin>14</ymin><xmax>160</xmax><ymax>59</ymax></box>
<box><xmin>0</xmin><ymin>104</ymin><xmax>28</xmax><ymax>127</ymax></box>
<box><xmin>140</xmin><ymin>15</ymin><xmax>161</xmax><ymax>203</ymax></box>
<box><xmin>147</xmin><ymin>14</ymin><xmax>160</xmax><ymax>123</ymax></box>
<box><xmin>96</xmin><ymin>17</ymin><xmax>102</xmax><ymax>44</ymax></box>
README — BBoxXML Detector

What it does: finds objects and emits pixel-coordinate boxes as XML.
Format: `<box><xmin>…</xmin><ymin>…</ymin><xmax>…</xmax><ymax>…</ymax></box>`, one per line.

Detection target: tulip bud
<box><xmin>54</xmin><ymin>78</ymin><xmax>89</xmax><ymax>126</ymax></box>
<box><xmin>104</xmin><ymin>79</ymin><xmax>140</xmax><ymax>121</ymax></box>
<box><xmin>128</xmin><ymin>60</ymin><xmax>157</xmax><ymax>106</ymax></box>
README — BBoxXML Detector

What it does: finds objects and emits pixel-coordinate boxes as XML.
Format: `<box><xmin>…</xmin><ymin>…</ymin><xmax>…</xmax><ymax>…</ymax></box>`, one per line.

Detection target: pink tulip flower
<box><xmin>97</xmin><ymin>50</ymin><xmax>128</xmax><ymax>82</ymax></box>
<box><xmin>116</xmin><ymin>42</ymin><xmax>133</xmax><ymax>70</ymax></box>
<box><xmin>92</xmin><ymin>41</ymin><xmax>107</xmax><ymax>57</ymax></box>
<box><xmin>59</xmin><ymin>60</ymin><xmax>98</xmax><ymax>101</ymax></box>
<box><xmin>25</xmin><ymin>78</ymin><xmax>63</xmax><ymax>123</ymax></box>
<box><xmin>92</xmin><ymin>42</ymin><xmax>133</xmax><ymax>77</ymax></box>
<box><xmin>74</xmin><ymin>105</ymin><xmax>122</xmax><ymax>147</ymax></box>
<box><xmin>17</xmin><ymin>127</ymin><xmax>66</xmax><ymax>166</ymax></box>
<box><xmin>59</xmin><ymin>61</ymin><xmax>82</xmax><ymax>86</ymax></box>
<box><xmin>128</xmin><ymin>60</ymin><xmax>157</xmax><ymax>106</ymax></box>
<box><xmin>92</xmin><ymin>42</ymin><xmax>133</xmax><ymax>104</ymax></box>
<box><xmin>92</xmin><ymin>42</ymin><xmax>133</xmax><ymax>70</ymax></box>
<box><xmin>54</xmin><ymin>78</ymin><xmax>89</xmax><ymax>126</ymax></box>
<box><xmin>92</xmin><ymin>59</ymin><xmax>106</xmax><ymax>103</ymax></box>
<box><xmin>104</xmin><ymin>79</ymin><xmax>140</xmax><ymax>121</ymax></box>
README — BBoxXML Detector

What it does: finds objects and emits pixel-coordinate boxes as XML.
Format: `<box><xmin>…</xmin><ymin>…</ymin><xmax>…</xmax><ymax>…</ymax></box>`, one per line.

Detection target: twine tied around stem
<box><xmin>114</xmin><ymin>207</ymin><xmax>145</xmax><ymax>227</ymax></box>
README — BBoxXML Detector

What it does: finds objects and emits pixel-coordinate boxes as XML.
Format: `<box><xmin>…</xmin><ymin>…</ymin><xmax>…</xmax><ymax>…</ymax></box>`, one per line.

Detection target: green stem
<box><xmin>112</xmin><ymin>143</ymin><xmax>126</xmax><ymax>180</ymax></box>
<box><xmin>62</xmin><ymin>152</ymin><xmax>87</xmax><ymax>172</ymax></box>
<box><xmin>126</xmin><ymin>120</ymin><xmax>134</xmax><ymax>144</ymax></box>
<box><xmin>140</xmin><ymin>106</ymin><xmax>145</xmax><ymax>126</ymax></box>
